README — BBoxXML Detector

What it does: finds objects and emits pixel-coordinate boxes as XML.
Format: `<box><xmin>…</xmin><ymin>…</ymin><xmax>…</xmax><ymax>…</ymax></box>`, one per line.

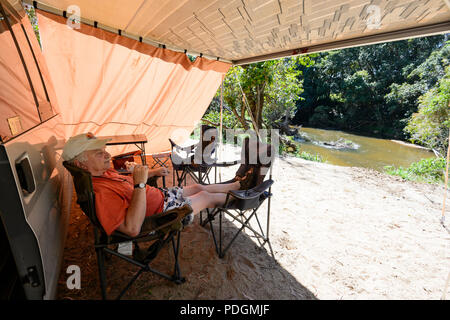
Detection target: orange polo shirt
<box><xmin>92</xmin><ymin>168</ymin><xmax>164</xmax><ymax>235</ymax></box>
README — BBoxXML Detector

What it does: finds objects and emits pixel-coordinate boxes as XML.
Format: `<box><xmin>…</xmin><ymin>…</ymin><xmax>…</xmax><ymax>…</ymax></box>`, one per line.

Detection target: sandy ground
<box><xmin>56</xmin><ymin>144</ymin><xmax>450</xmax><ymax>300</ymax></box>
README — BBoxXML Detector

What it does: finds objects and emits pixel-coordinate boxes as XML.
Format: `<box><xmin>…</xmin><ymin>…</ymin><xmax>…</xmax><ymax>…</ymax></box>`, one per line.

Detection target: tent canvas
<box><xmin>36</xmin><ymin>10</ymin><xmax>231</xmax><ymax>156</ymax></box>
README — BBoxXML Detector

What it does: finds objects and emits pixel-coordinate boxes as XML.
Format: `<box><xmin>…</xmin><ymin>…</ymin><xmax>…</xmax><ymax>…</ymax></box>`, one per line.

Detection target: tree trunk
<box><xmin>231</xmin><ymin>106</ymin><xmax>249</xmax><ymax>130</ymax></box>
<box><xmin>252</xmin><ymin>84</ymin><xmax>265</xmax><ymax>129</ymax></box>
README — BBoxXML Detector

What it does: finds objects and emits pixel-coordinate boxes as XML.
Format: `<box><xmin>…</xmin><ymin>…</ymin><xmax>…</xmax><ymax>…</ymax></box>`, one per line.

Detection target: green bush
<box><xmin>202</xmin><ymin>110</ymin><xmax>239</xmax><ymax>131</ymax></box>
<box><xmin>277</xmin><ymin>137</ymin><xmax>324</xmax><ymax>163</ymax></box>
<box><xmin>384</xmin><ymin>157</ymin><xmax>447</xmax><ymax>184</ymax></box>
<box><xmin>404</xmin><ymin>65</ymin><xmax>449</xmax><ymax>156</ymax></box>
<box><xmin>296</xmin><ymin>151</ymin><xmax>324</xmax><ymax>162</ymax></box>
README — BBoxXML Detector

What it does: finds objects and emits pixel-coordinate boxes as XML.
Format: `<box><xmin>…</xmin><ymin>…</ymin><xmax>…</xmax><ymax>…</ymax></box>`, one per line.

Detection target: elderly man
<box><xmin>62</xmin><ymin>133</ymin><xmax>254</xmax><ymax>237</ymax></box>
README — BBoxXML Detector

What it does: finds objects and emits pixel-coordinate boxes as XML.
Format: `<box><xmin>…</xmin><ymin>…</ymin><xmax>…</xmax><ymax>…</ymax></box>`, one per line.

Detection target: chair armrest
<box><xmin>109</xmin><ymin>204</ymin><xmax>193</xmax><ymax>244</ymax></box>
<box><xmin>116</xmin><ymin>169</ymin><xmax>132</xmax><ymax>175</ymax></box>
<box><xmin>228</xmin><ymin>179</ymin><xmax>274</xmax><ymax>200</ymax></box>
<box><xmin>169</xmin><ymin>138</ymin><xmax>196</xmax><ymax>154</ymax></box>
<box><xmin>198</xmin><ymin>160</ymin><xmax>240</xmax><ymax>168</ymax></box>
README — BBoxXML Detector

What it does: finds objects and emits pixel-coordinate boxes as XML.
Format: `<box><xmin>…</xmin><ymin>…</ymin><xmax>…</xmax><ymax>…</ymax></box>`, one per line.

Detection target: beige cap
<box><xmin>62</xmin><ymin>132</ymin><xmax>111</xmax><ymax>161</ymax></box>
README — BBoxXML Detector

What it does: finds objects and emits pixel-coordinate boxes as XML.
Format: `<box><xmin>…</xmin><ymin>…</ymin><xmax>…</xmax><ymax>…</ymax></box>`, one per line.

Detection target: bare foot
<box><xmin>234</xmin><ymin>167</ymin><xmax>255</xmax><ymax>190</ymax></box>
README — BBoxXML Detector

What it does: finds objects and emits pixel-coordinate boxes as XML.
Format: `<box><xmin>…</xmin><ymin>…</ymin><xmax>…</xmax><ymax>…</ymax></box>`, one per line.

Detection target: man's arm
<box><xmin>116</xmin><ymin>165</ymin><xmax>148</xmax><ymax>237</ymax></box>
<box><xmin>148</xmin><ymin>167</ymin><xmax>170</xmax><ymax>178</ymax></box>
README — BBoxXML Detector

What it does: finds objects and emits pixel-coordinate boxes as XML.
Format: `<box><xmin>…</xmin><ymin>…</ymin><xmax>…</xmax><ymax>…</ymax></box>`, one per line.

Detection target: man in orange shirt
<box><xmin>62</xmin><ymin>133</ymin><xmax>253</xmax><ymax>237</ymax></box>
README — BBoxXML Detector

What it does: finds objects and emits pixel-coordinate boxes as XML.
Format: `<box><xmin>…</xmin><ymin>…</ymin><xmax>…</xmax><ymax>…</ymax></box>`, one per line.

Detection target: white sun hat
<box><xmin>62</xmin><ymin>132</ymin><xmax>111</xmax><ymax>161</ymax></box>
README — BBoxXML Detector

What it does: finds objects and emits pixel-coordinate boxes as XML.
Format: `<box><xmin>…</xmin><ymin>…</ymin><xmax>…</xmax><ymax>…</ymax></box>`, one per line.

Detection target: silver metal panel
<box><xmin>2</xmin><ymin>115</ymin><xmax>72</xmax><ymax>299</ymax></box>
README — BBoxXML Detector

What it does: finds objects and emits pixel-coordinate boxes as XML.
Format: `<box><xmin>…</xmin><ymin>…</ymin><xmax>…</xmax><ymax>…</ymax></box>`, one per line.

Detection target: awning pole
<box><xmin>218</xmin><ymin>74</ymin><xmax>224</xmax><ymax>183</ymax></box>
<box><xmin>441</xmin><ymin>126</ymin><xmax>450</xmax><ymax>224</ymax></box>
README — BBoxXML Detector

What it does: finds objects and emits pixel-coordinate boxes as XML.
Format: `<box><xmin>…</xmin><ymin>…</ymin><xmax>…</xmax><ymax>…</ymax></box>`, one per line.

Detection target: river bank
<box><xmin>390</xmin><ymin>139</ymin><xmax>432</xmax><ymax>150</ymax></box>
<box><xmin>57</xmin><ymin>144</ymin><xmax>449</xmax><ymax>300</ymax></box>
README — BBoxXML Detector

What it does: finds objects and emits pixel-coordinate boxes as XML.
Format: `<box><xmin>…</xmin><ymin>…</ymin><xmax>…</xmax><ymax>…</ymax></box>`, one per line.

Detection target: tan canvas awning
<box><xmin>23</xmin><ymin>0</ymin><xmax>450</xmax><ymax>65</ymax></box>
<box><xmin>34</xmin><ymin>10</ymin><xmax>230</xmax><ymax>155</ymax></box>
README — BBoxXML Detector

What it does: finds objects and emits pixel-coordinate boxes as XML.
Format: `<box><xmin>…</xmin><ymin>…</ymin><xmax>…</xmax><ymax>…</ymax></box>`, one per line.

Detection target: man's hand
<box><xmin>155</xmin><ymin>166</ymin><xmax>170</xmax><ymax>176</ymax></box>
<box><xmin>132</xmin><ymin>165</ymin><xmax>149</xmax><ymax>185</ymax></box>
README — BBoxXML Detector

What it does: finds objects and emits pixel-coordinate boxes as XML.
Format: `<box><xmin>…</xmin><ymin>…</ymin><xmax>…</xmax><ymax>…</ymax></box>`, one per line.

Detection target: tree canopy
<box><xmin>210</xmin><ymin>56</ymin><xmax>312</xmax><ymax>134</ymax></box>
<box><xmin>293</xmin><ymin>35</ymin><xmax>448</xmax><ymax>140</ymax></box>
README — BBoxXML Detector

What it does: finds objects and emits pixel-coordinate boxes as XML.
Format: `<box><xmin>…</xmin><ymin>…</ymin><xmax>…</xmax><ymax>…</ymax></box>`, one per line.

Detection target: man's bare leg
<box><xmin>186</xmin><ymin>191</ymin><xmax>228</xmax><ymax>214</ymax></box>
<box><xmin>182</xmin><ymin>181</ymin><xmax>240</xmax><ymax>197</ymax></box>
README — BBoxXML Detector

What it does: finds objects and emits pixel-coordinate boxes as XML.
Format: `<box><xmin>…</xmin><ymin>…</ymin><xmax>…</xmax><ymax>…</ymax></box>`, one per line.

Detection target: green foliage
<box><xmin>24</xmin><ymin>4</ymin><xmax>41</xmax><ymax>47</ymax></box>
<box><xmin>404</xmin><ymin>65</ymin><xmax>450</xmax><ymax>156</ymax></box>
<box><xmin>296</xmin><ymin>151</ymin><xmax>324</xmax><ymax>163</ymax></box>
<box><xmin>308</xmin><ymin>105</ymin><xmax>333</xmax><ymax>127</ymax></box>
<box><xmin>201</xmin><ymin>109</ymin><xmax>238</xmax><ymax>130</ymax></box>
<box><xmin>385</xmin><ymin>41</ymin><xmax>449</xmax><ymax>133</ymax></box>
<box><xmin>294</xmin><ymin>35</ymin><xmax>447</xmax><ymax>139</ymax></box>
<box><xmin>384</xmin><ymin>157</ymin><xmax>448</xmax><ymax>185</ymax></box>
<box><xmin>264</xmin><ymin>58</ymin><xmax>305</xmax><ymax>130</ymax></box>
<box><xmin>205</xmin><ymin>56</ymin><xmax>312</xmax><ymax>131</ymax></box>
<box><xmin>278</xmin><ymin>138</ymin><xmax>324</xmax><ymax>162</ymax></box>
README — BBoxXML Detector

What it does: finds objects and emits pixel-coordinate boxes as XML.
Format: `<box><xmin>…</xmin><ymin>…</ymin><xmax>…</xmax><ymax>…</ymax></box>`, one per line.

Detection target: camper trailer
<box><xmin>0</xmin><ymin>0</ymin><xmax>71</xmax><ymax>299</ymax></box>
<box><xmin>1</xmin><ymin>0</ymin><xmax>448</xmax><ymax>300</ymax></box>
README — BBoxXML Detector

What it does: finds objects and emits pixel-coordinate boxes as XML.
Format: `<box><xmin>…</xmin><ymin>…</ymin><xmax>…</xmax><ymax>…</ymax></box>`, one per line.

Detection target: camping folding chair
<box><xmin>200</xmin><ymin>137</ymin><xmax>275</xmax><ymax>258</ymax></box>
<box><xmin>63</xmin><ymin>161</ymin><xmax>192</xmax><ymax>300</ymax></box>
<box><xmin>169</xmin><ymin>124</ymin><xmax>238</xmax><ymax>186</ymax></box>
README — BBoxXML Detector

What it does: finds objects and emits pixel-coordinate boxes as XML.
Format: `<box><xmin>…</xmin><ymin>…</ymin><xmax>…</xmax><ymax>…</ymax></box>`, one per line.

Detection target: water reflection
<box><xmin>294</xmin><ymin>127</ymin><xmax>435</xmax><ymax>171</ymax></box>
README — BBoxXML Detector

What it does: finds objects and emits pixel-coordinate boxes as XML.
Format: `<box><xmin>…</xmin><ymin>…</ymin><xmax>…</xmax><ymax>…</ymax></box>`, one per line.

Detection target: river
<box><xmin>294</xmin><ymin>127</ymin><xmax>435</xmax><ymax>172</ymax></box>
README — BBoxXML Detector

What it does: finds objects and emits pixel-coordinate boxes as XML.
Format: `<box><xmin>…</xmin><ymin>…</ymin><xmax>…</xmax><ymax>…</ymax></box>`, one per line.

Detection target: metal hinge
<box><xmin>22</xmin><ymin>266</ymin><xmax>40</xmax><ymax>287</ymax></box>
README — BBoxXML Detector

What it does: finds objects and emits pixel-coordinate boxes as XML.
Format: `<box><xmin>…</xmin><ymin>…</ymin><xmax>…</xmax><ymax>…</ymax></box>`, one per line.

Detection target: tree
<box><xmin>220</xmin><ymin>56</ymin><xmax>311</xmax><ymax>134</ymax></box>
<box><xmin>385</xmin><ymin>40</ymin><xmax>449</xmax><ymax>137</ymax></box>
<box><xmin>264</xmin><ymin>57</ymin><xmax>311</xmax><ymax>133</ymax></box>
<box><xmin>405</xmin><ymin>65</ymin><xmax>450</xmax><ymax>156</ymax></box>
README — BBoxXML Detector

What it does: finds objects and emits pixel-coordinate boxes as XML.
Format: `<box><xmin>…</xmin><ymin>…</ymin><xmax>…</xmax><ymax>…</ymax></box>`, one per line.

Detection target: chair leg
<box><xmin>116</xmin><ymin>268</ymin><xmax>145</xmax><ymax>300</ymax></box>
<box><xmin>207</xmin><ymin>216</ymin><xmax>220</xmax><ymax>257</ymax></box>
<box><xmin>173</xmin><ymin>167</ymin><xmax>184</xmax><ymax>187</ymax></box>
<box><xmin>186</xmin><ymin>169</ymin><xmax>198</xmax><ymax>185</ymax></box>
<box><xmin>178</xmin><ymin>170</ymin><xmax>188</xmax><ymax>187</ymax></box>
<box><xmin>171</xmin><ymin>231</ymin><xmax>185</xmax><ymax>284</ymax></box>
<box><xmin>96</xmin><ymin>248</ymin><xmax>107</xmax><ymax>300</ymax></box>
<box><xmin>224</xmin><ymin>210</ymin><xmax>259</xmax><ymax>257</ymax></box>
<box><xmin>219</xmin><ymin>211</ymin><xmax>224</xmax><ymax>258</ymax></box>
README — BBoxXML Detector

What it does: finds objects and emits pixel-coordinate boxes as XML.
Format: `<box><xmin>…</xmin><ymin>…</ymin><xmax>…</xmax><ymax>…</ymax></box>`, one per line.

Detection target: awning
<box><xmin>24</xmin><ymin>0</ymin><xmax>450</xmax><ymax>65</ymax></box>
<box><xmin>36</xmin><ymin>10</ymin><xmax>230</xmax><ymax>155</ymax></box>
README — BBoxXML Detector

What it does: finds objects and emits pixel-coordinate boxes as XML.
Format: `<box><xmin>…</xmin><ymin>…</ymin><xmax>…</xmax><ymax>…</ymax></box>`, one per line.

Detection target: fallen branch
<box><xmin>432</xmin><ymin>148</ymin><xmax>443</xmax><ymax>158</ymax></box>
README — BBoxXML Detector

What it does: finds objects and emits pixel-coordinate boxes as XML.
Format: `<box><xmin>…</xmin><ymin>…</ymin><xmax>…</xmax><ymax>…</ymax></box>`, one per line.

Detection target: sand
<box><xmin>56</xmin><ymin>144</ymin><xmax>450</xmax><ymax>300</ymax></box>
